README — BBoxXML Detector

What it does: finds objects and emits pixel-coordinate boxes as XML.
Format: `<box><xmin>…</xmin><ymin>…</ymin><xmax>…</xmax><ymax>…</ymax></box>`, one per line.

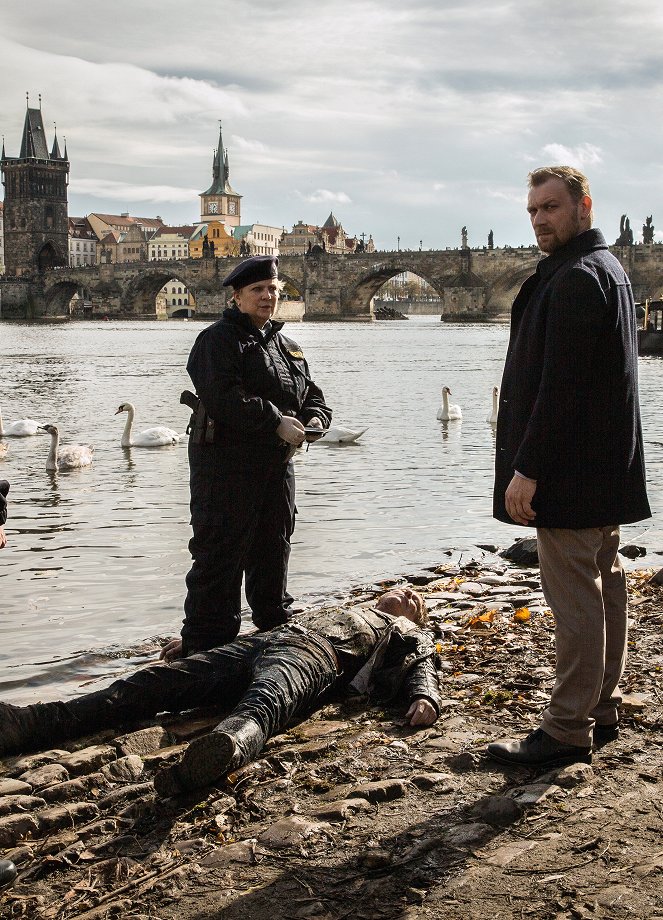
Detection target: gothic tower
<box><xmin>199</xmin><ymin>123</ymin><xmax>242</xmax><ymax>227</ymax></box>
<box><xmin>1</xmin><ymin>98</ymin><xmax>70</xmax><ymax>277</ymax></box>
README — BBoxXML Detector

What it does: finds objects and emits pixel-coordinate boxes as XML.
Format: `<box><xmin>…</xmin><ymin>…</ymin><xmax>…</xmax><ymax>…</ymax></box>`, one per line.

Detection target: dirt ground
<box><xmin>1</xmin><ymin>553</ymin><xmax>662</xmax><ymax>920</ymax></box>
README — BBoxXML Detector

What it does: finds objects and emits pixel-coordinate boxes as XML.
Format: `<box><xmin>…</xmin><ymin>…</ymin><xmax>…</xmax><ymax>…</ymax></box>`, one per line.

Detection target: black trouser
<box><xmin>183</xmin><ymin>455</ymin><xmax>296</xmax><ymax>653</ymax></box>
<box><xmin>34</xmin><ymin>628</ymin><xmax>339</xmax><ymax>752</ymax></box>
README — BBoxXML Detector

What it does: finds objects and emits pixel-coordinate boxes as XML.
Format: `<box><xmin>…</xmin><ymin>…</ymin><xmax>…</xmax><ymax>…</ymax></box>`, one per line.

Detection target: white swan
<box><xmin>437</xmin><ymin>386</ymin><xmax>462</xmax><ymax>421</ymax></box>
<box><xmin>0</xmin><ymin>406</ymin><xmax>40</xmax><ymax>437</ymax></box>
<box><xmin>487</xmin><ymin>386</ymin><xmax>499</xmax><ymax>425</ymax></box>
<box><xmin>319</xmin><ymin>426</ymin><xmax>368</xmax><ymax>444</ymax></box>
<box><xmin>40</xmin><ymin>424</ymin><xmax>94</xmax><ymax>471</ymax></box>
<box><xmin>115</xmin><ymin>402</ymin><xmax>180</xmax><ymax>448</ymax></box>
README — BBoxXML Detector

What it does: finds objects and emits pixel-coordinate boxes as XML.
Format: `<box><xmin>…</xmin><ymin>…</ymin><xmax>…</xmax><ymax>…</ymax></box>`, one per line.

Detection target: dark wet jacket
<box><xmin>187</xmin><ymin>305</ymin><xmax>331</xmax><ymax>465</ymax></box>
<box><xmin>494</xmin><ymin>229</ymin><xmax>650</xmax><ymax>529</ymax></box>
<box><xmin>0</xmin><ymin>480</ymin><xmax>8</xmax><ymax>526</ymax></box>
<box><xmin>295</xmin><ymin>604</ymin><xmax>441</xmax><ymax>715</ymax></box>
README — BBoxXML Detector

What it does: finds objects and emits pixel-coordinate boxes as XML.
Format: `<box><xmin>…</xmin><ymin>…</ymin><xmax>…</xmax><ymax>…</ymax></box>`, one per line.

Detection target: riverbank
<box><xmin>1</xmin><ymin>551</ymin><xmax>662</xmax><ymax>920</ymax></box>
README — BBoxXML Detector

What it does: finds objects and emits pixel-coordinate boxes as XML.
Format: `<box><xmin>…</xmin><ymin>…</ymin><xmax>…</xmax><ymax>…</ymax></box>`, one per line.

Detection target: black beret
<box><xmin>222</xmin><ymin>255</ymin><xmax>279</xmax><ymax>289</ymax></box>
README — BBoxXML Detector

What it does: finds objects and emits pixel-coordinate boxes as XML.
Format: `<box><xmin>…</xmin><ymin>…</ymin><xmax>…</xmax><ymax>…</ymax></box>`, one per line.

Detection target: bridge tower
<box><xmin>199</xmin><ymin>122</ymin><xmax>242</xmax><ymax>228</ymax></box>
<box><xmin>1</xmin><ymin>97</ymin><xmax>70</xmax><ymax>277</ymax></box>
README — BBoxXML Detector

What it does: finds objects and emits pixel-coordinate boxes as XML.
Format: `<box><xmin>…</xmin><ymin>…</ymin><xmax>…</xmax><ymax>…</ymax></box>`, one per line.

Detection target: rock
<box><xmin>100</xmin><ymin>754</ymin><xmax>145</xmax><ymax>783</ymax></box>
<box><xmin>444</xmin><ymin>822</ymin><xmax>493</xmax><ymax>848</ymax></box>
<box><xmin>97</xmin><ymin>782</ymin><xmax>154</xmax><ymax>809</ymax></box>
<box><xmin>409</xmin><ymin>772</ymin><xmax>455</xmax><ymax>791</ymax></box>
<box><xmin>310</xmin><ymin>798</ymin><xmax>374</xmax><ymax>821</ymax></box>
<box><xmin>200</xmin><ymin>839</ymin><xmax>257</xmax><ymax>867</ymax></box>
<box><xmin>500</xmin><ymin>537</ymin><xmax>539</xmax><ymax>566</ymax></box>
<box><xmin>649</xmin><ymin>566</ymin><xmax>663</xmax><ymax>586</ymax></box>
<box><xmin>0</xmin><ymin>795</ymin><xmax>47</xmax><ymax>816</ymax></box>
<box><xmin>508</xmin><ymin>783</ymin><xmax>564</xmax><ymax>805</ymax></box>
<box><xmin>58</xmin><ymin>745</ymin><xmax>116</xmax><ymax>777</ymax></box>
<box><xmin>19</xmin><ymin>763</ymin><xmax>69</xmax><ymax>789</ymax></box>
<box><xmin>469</xmin><ymin>795</ymin><xmax>523</xmax><ymax>826</ymax></box>
<box><xmin>0</xmin><ymin>779</ymin><xmax>32</xmax><ymax>796</ymax></box>
<box><xmin>541</xmin><ymin>761</ymin><xmax>594</xmax><ymax>788</ymax></box>
<box><xmin>290</xmin><ymin>720</ymin><xmax>349</xmax><ymax>740</ymax></box>
<box><xmin>115</xmin><ymin>726</ymin><xmax>170</xmax><ymax>756</ymax></box>
<box><xmin>619</xmin><ymin>544</ymin><xmax>646</xmax><ymax>559</ymax></box>
<box><xmin>346</xmin><ymin>779</ymin><xmax>408</xmax><ymax>803</ymax></box>
<box><xmin>37</xmin><ymin>801</ymin><xmax>100</xmax><ymax>833</ymax></box>
<box><xmin>479</xmin><ymin>839</ymin><xmax>537</xmax><ymax>866</ymax></box>
<box><xmin>0</xmin><ymin>813</ymin><xmax>40</xmax><ymax>848</ymax></box>
<box><xmin>8</xmin><ymin>750</ymin><xmax>69</xmax><ymax>773</ymax></box>
<box><xmin>40</xmin><ymin>773</ymin><xmax>110</xmax><ymax>803</ymax></box>
<box><xmin>258</xmin><ymin>815</ymin><xmax>331</xmax><ymax>848</ymax></box>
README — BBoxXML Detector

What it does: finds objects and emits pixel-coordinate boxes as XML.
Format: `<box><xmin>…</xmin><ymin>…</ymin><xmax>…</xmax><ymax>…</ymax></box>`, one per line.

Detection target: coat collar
<box><xmin>223</xmin><ymin>304</ymin><xmax>284</xmax><ymax>338</ymax></box>
<box><xmin>536</xmin><ymin>228</ymin><xmax>608</xmax><ymax>280</ymax></box>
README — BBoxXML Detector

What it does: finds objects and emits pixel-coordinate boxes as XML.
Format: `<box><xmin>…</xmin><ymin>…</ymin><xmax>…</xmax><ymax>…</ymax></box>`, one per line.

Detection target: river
<box><xmin>1</xmin><ymin>316</ymin><xmax>661</xmax><ymax>703</ymax></box>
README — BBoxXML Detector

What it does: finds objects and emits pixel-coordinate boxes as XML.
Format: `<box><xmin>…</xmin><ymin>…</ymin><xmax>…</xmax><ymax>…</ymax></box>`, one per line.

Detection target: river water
<box><xmin>1</xmin><ymin>316</ymin><xmax>662</xmax><ymax>703</ymax></box>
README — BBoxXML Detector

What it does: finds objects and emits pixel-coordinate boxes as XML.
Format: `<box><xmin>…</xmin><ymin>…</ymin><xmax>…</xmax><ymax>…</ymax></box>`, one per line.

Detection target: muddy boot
<box><xmin>154</xmin><ymin>716</ymin><xmax>264</xmax><ymax>796</ymax></box>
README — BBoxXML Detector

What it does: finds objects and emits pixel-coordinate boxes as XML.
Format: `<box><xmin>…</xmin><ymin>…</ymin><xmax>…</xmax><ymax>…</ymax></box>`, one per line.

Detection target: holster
<box><xmin>181</xmin><ymin>390</ymin><xmax>215</xmax><ymax>444</ymax></box>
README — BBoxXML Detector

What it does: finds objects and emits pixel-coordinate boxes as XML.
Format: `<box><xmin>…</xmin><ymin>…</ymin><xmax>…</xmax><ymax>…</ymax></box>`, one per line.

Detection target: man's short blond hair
<box><xmin>411</xmin><ymin>590</ymin><xmax>428</xmax><ymax>627</ymax></box>
<box><xmin>528</xmin><ymin>166</ymin><xmax>591</xmax><ymax>204</ymax></box>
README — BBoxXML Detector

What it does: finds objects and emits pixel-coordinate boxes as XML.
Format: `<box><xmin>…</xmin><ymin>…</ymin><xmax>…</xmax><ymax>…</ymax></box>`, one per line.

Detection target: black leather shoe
<box><xmin>593</xmin><ymin>722</ymin><xmax>619</xmax><ymax>749</ymax></box>
<box><xmin>487</xmin><ymin>728</ymin><xmax>592</xmax><ymax>769</ymax></box>
<box><xmin>0</xmin><ymin>859</ymin><xmax>17</xmax><ymax>889</ymax></box>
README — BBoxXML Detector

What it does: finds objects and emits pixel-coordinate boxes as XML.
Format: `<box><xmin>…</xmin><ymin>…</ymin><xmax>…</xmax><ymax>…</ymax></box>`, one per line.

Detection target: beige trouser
<box><xmin>536</xmin><ymin>525</ymin><xmax>627</xmax><ymax>747</ymax></box>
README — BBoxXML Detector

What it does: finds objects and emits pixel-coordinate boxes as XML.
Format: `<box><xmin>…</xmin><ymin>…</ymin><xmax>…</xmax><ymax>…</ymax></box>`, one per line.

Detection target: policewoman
<box><xmin>172</xmin><ymin>256</ymin><xmax>332</xmax><ymax>658</ymax></box>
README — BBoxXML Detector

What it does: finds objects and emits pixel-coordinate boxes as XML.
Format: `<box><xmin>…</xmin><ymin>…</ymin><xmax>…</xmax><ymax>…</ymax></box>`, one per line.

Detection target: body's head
<box><xmin>376</xmin><ymin>587</ymin><xmax>427</xmax><ymax>626</ymax></box>
<box><xmin>527</xmin><ymin>166</ymin><xmax>593</xmax><ymax>254</ymax></box>
<box><xmin>222</xmin><ymin>255</ymin><xmax>282</xmax><ymax>329</ymax></box>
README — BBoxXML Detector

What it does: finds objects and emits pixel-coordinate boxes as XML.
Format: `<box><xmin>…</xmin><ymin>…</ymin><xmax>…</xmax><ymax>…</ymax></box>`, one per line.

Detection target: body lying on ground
<box><xmin>0</xmin><ymin>588</ymin><xmax>440</xmax><ymax>795</ymax></box>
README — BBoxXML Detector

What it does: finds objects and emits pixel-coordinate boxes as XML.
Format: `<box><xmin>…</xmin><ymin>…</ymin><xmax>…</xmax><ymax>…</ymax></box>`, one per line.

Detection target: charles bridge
<box><xmin>2</xmin><ymin>243</ymin><xmax>663</xmax><ymax>321</ymax></box>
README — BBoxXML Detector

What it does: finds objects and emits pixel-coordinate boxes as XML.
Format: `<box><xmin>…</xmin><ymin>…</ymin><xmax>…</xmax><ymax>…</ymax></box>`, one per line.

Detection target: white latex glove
<box><xmin>276</xmin><ymin>416</ymin><xmax>306</xmax><ymax>446</ymax></box>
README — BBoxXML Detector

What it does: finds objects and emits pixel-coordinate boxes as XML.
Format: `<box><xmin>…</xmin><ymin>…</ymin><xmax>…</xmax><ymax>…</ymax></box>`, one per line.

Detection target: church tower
<box><xmin>1</xmin><ymin>97</ymin><xmax>70</xmax><ymax>277</ymax></box>
<box><xmin>199</xmin><ymin>123</ymin><xmax>242</xmax><ymax>227</ymax></box>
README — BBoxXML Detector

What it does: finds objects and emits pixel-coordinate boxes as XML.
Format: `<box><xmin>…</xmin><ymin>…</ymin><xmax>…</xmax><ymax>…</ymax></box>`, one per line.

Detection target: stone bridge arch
<box><xmin>345</xmin><ymin>259</ymin><xmax>445</xmax><ymax>316</ymax></box>
<box><xmin>120</xmin><ymin>262</ymin><xmax>200</xmax><ymax>317</ymax></box>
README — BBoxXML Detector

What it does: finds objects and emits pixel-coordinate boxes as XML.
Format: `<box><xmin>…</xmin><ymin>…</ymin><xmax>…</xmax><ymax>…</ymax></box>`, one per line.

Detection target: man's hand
<box><xmin>505</xmin><ymin>474</ymin><xmax>537</xmax><ymax>526</ymax></box>
<box><xmin>305</xmin><ymin>416</ymin><xmax>325</xmax><ymax>442</ymax></box>
<box><xmin>160</xmin><ymin>638</ymin><xmax>183</xmax><ymax>663</ymax></box>
<box><xmin>276</xmin><ymin>416</ymin><xmax>306</xmax><ymax>446</ymax></box>
<box><xmin>0</xmin><ymin>526</ymin><xmax>6</xmax><ymax>550</ymax></box>
<box><xmin>406</xmin><ymin>698</ymin><xmax>438</xmax><ymax>727</ymax></box>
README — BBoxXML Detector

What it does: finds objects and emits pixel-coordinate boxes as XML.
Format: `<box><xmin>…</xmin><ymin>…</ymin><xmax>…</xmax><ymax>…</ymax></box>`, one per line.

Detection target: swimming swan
<box><xmin>437</xmin><ymin>386</ymin><xmax>462</xmax><ymax>421</ymax></box>
<box><xmin>115</xmin><ymin>402</ymin><xmax>180</xmax><ymax>448</ymax></box>
<box><xmin>487</xmin><ymin>386</ymin><xmax>499</xmax><ymax>425</ymax></box>
<box><xmin>0</xmin><ymin>406</ymin><xmax>40</xmax><ymax>437</ymax></box>
<box><xmin>40</xmin><ymin>424</ymin><xmax>94</xmax><ymax>471</ymax></box>
<box><xmin>319</xmin><ymin>426</ymin><xmax>368</xmax><ymax>444</ymax></box>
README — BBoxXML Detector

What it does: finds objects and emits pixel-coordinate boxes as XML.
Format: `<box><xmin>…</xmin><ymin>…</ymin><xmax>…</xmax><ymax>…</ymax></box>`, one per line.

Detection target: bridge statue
<box><xmin>643</xmin><ymin>215</ymin><xmax>655</xmax><ymax>244</ymax></box>
<box><xmin>461</xmin><ymin>226</ymin><xmax>468</xmax><ymax>249</ymax></box>
<box><xmin>615</xmin><ymin>214</ymin><xmax>634</xmax><ymax>246</ymax></box>
<box><xmin>488</xmin><ymin>230</ymin><xmax>494</xmax><ymax>250</ymax></box>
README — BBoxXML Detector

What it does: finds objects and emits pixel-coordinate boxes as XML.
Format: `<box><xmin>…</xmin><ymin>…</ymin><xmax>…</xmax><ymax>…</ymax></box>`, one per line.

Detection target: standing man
<box><xmin>164</xmin><ymin>256</ymin><xmax>331</xmax><ymax>660</ymax></box>
<box><xmin>488</xmin><ymin>166</ymin><xmax>650</xmax><ymax>769</ymax></box>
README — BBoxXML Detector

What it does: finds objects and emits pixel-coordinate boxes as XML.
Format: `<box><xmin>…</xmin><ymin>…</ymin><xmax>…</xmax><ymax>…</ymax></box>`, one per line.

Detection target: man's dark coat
<box><xmin>494</xmin><ymin>229</ymin><xmax>650</xmax><ymax>529</ymax></box>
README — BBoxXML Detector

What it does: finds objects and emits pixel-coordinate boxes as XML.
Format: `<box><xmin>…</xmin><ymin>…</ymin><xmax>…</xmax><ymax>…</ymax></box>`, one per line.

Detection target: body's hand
<box><xmin>305</xmin><ymin>416</ymin><xmax>324</xmax><ymax>442</ymax></box>
<box><xmin>505</xmin><ymin>474</ymin><xmax>537</xmax><ymax>525</ymax></box>
<box><xmin>276</xmin><ymin>416</ymin><xmax>306</xmax><ymax>446</ymax></box>
<box><xmin>160</xmin><ymin>638</ymin><xmax>183</xmax><ymax>663</ymax></box>
<box><xmin>406</xmin><ymin>698</ymin><xmax>438</xmax><ymax>727</ymax></box>
<box><xmin>0</xmin><ymin>526</ymin><xmax>5</xmax><ymax>550</ymax></box>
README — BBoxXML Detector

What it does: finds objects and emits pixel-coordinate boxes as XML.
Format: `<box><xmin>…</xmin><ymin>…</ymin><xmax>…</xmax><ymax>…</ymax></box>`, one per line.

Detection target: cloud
<box><xmin>70</xmin><ymin>179</ymin><xmax>199</xmax><ymax>204</ymax></box>
<box><xmin>297</xmin><ymin>189</ymin><xmax>352</xmax><ymax>204</ymax></box>
<box><xmin>539</xmin><ymin>144</ymin><xmax>604</xmax><ymax>169</ymax></box>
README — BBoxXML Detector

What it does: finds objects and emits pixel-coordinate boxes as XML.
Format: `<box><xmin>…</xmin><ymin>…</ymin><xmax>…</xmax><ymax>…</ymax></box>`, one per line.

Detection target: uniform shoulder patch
<box><xmin>288</xmin><ymin>349</ymin><xmax>304</xmax><ymax>358</ymax></box>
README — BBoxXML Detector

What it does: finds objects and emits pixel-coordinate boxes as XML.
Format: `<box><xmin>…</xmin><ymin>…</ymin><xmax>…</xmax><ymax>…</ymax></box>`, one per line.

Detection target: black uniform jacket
<box><xmin>494</xmin><ymin>229</ymin><xmax>650</xmax><ymax>529</ymax></box>
<box><xmin>295</xmin><ymin>604</ymin><xmax>441</xmax><ymax>716</ymax></box>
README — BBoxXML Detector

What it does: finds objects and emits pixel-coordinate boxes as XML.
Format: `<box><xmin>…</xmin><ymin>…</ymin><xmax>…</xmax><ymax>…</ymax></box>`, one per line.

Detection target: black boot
<box><xmin>154</xmin><ymin>716</ymin><xmax>265</xmax><ymax>796</ymax></box>
<box><xmin>0</xmin><ymin>859</ymin><xmax>17</xmax><ymax>890</ymax></box>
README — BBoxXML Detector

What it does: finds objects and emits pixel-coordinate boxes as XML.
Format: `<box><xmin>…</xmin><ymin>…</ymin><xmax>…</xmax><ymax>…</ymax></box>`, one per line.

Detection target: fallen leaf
<box><xmin>513</xmin><ymin>607</ymin><xmax>531</xmax><ymax>622</ymax></box>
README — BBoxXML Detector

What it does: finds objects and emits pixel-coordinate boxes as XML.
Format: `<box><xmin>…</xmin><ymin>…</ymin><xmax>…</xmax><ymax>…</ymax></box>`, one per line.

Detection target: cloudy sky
<box><xmin>2</xmin><ymin>0</ymin><xmax>662</xmax><ymax>250</ymax></box>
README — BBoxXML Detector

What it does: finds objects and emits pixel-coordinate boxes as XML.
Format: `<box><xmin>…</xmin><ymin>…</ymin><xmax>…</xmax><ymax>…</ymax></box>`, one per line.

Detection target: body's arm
<box><xmin>402</xmin><ymin>657</ymin><xmax>440</xmax><ymax>726</ymax></box>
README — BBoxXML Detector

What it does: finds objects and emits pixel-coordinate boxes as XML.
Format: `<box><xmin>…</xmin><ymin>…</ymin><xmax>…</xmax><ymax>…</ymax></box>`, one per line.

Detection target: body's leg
<box><xmin>244</xmin><ymin>461</ymin><xmax>296</xmax><ymax>630</ymax></box>
<box><xmin>538</xmin><ymin>526</ymin><xmax>610</xmax><ymax>747</ymax></box>
<box><xmin>0</xmin><ymin>638</ymin><xmax>263</xmax><ymax>757</ymax></box>
<box><xmin>590</xmin><ymin>525</ymin><xmax>627</xmax><ymax>726</ymax></box>
<box><xmin>157</xmin><ymin>631</ymin><xmax>339</xmax><ymax>793</ymax></box>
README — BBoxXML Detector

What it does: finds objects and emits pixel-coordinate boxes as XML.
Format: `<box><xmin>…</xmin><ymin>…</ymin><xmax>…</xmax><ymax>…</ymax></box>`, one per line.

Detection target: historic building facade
<box><xmin>68</xmin><ymin>217</ymin><xmax>97</xmax><ymax>266</ymax></box>
<box><xmin>280</xmin><ymin>213</ymin><xmax>375</xmax><ymax>255</ymax></box>
<box><xmin>1</xmin><ymin>101</ymin><xmax>70</xmax><ymax>277</ymax></box>
<box><xmin>148</xmin><ymin>225</ymin><xmax>195</xmax><ymax>261</ymax></box>
<box><xmin>199</xmin><ymin>124</ymin><xmax>242</xmax><ymax>228</ymax></box>
<box><xmin>233</xmin><ymin>223</ymin><xmax>282</xmax><ymax>256</ymax></box>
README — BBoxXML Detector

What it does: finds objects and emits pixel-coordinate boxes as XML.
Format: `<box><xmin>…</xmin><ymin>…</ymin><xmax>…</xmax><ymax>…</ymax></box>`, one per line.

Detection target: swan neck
<box><xmin>121</xmin><ymin>407</ymin><xmax>134</xmax><ymax>446</ymax></box>
<box><xmin>46</xmin><ymin>430</ymin><xmax>59</xmax><ymax>470</ymax></box>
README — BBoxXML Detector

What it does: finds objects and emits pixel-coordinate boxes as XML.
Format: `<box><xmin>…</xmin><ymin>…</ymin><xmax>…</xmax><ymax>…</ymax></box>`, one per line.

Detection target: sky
<box><xmin>2</xmin><ymin>0</ymin><xmax>663</xmax><ymax>251</ymax></box>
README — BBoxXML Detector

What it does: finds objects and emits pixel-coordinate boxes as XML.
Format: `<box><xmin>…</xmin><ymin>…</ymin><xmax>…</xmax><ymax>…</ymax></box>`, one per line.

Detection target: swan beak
<box><xmin>114</xmin><ymin>408</ymin><xmax>123</xmax><ymax>415</ymax></box>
